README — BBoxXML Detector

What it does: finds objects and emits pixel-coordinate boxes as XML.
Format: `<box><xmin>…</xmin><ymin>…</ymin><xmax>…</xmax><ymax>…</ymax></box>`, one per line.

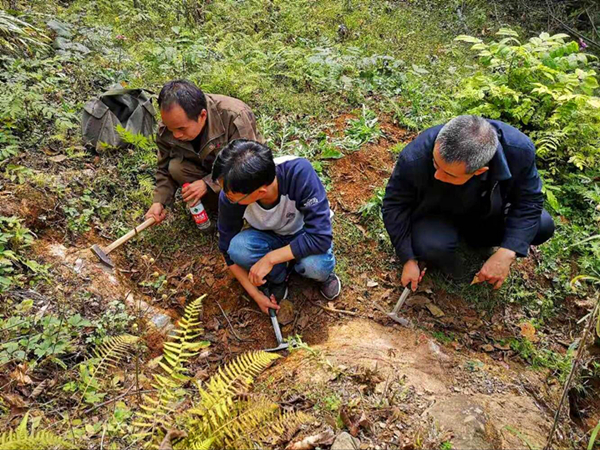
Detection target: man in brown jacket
<box><xmin>145</xmin><ymin>80</ymin><xmax>262</xmax><ymax>227</ymax></box>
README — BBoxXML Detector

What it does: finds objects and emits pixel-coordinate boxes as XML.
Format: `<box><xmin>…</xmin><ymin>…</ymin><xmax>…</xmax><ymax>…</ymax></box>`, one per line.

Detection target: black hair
<box><xmin>157</xmin><ymin>80</ymin><xmax>207</xmax><ymax>120</ymax></box>
<box><xmin>212</xmin><ymin>139</ymin><xmax>276</xmax><ymax>194</ymax></box>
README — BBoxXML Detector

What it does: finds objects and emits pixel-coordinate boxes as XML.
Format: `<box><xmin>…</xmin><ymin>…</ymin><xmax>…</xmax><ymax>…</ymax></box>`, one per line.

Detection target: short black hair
<box><xmin>212</xmin><ymin>139</ymin><xmax>276</xmax><ymax>195</ymax></box>
<box><xmin>157</xmin><ymin>80</ymin><xmax>207</xmax><ymax>120</ymax></box>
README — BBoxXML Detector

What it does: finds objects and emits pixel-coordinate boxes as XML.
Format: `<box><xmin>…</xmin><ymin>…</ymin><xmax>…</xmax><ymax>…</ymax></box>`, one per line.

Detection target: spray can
<box><xmin>183</xmin><ymin>183</ymin><xmax>211</xmax><ymax>230</ymax></box>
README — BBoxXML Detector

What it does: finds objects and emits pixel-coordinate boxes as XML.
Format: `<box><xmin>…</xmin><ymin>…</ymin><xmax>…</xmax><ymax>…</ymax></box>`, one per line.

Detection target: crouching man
<box><xmin>211</xmin><ymin>139</ymin><xmax>341</xmax><ymax>314</ymax></box>
<box><xmin>382</xmin><ymin>115</ymin><xmax>555</xmax><ymax>291</ymax></box>
<box><xmin>145</xmin><ymin>80</ymin><xmax>262</xmax><ymax>228</ymax></box>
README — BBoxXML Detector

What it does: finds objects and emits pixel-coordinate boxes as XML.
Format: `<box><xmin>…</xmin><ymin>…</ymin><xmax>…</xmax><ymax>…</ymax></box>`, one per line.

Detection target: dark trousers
<box><xmin>412</xmin><ymin>210</ymin><xmax>555</xmax><ymax>276</ymax></box>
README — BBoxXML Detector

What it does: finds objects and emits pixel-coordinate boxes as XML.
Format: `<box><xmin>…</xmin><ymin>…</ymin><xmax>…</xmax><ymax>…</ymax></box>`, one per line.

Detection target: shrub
<box><xmin>454</xmin><ymin>29</ymin><xmax>600</xmax><ymax>173</ymax></box>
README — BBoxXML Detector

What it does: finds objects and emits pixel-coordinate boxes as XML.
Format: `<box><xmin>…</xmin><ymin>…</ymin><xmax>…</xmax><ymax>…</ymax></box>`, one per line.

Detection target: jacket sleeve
<box><xmin>501</xmin><ymin>145</ymin><xmax>544</xmax><ymax>257</ymax></box>
<box><xmin>228</xmin><ymin>109</ymin><xmax>264</xmax><ymax>144</ymax></box>
<box><xmin>288</xmin><ymin>160</ymin><xmax>333</xmax><ymax>259</ymax></box>
<box><xmin>217</xmin><ymin>192</ymin><xmax>246</xmax><ymax>265</ymax></box>
<box><xmin>382</xmin><ymin>154</ymin><xmax>418</xmax><ymax>264</ymax></box>
<box><xmin>152</xmin><ymin>139</ymin><xmax>178</xmax><ymax>206</ymax></box>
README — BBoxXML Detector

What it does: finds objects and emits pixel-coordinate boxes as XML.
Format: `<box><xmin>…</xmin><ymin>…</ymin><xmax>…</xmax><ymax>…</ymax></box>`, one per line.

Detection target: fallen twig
<box><xmin>307</xmin><ymin>299</ymin><xmax>359</xmax><ymax>316</ymax></box>
<box><xmin>83</xmin><ymin>388</ymin><xmax>154</xmax><ymax>415</ymax></box>
<box><xmin>544</xmin><ymin>296</ymin><xmax>599</xmax><ymax>450</ymax></box>
<box><xmin>215</xmin><ymin>299</ymin><xmax>253</xmax><ymax>342</ymax></box>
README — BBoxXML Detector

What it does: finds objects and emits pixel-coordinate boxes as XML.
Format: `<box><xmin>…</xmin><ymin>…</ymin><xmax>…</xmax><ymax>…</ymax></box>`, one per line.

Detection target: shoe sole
<box><xmin>320</xmin><ymin>274</ymin><xmax>341</xmax><ymax>300</ymax></box>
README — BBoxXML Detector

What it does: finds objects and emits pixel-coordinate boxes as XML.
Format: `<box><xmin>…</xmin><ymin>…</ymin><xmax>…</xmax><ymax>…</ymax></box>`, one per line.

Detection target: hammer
<box><xmin>265</xmin><ymin>308</ymin><xmax>289</xmax><ymax>352</ymax></box>
<box><xmin>387</xmin><ymin>287</ymin><xmax>411</xmax><ymax>327</ymax></box>
<box><xmin>91</xmin><ymin>217</ymin><xmax>156</xmax><ymax>268</ymax></box>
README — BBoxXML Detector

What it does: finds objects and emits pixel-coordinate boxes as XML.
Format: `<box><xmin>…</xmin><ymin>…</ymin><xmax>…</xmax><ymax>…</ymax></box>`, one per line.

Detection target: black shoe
<box><xmin>320</xmin><ymin>273</ymin><xmax>341</xmax><ymax>300</ymax></box>
<box><xmin>270</xmin><ymin>281</ymin><xmax>289</xmax><ymax>302</ymax></box>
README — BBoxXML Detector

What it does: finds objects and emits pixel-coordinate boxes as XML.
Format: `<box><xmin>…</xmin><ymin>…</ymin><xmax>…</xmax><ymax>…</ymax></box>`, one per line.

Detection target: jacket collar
<box><xmin>157</xmin><ymin>94</ymin><xmax>225</xmax><ymax>153</ymax></box>
<box><xmin>486</xmin><ymin>142</ymin><xmax>512</xmax><ymax>182</ymax></box>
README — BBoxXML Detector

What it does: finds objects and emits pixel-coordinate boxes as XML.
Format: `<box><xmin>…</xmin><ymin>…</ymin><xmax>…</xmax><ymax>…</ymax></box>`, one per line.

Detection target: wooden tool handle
<box><xmin>105</xmin><ymin>217</ymin><xmax>156</xmax><ymax>255</ymax></box>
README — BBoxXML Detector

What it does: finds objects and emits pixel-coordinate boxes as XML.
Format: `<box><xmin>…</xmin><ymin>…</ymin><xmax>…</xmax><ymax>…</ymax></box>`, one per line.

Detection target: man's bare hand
<box><xmin>475</xmin><ymin>247</ymin><xmax>516</xmax><ymax>289</ymax></box>
<box><xmin>182</xmin><ymin>180</ymin><xmax>207</xmax><ymax>205</ymax></box>
<box><xmin>402</xmin><ymin>259</ymin><xmax>425</xmax><ymax>291</ymax></box>
<box><xmin>145</xmin><ymin>202</ymin><xmax>166</xmax><ymax>224</ymax></box>
<box><xmin>253</xmin><ymin>292</ymin><xmax>280</xmax><ymax>314</ymax></box>
<box><xmin>249</xmin><ymin>255</ymin><xmax>274</xmax><ymax>287</ymax></box>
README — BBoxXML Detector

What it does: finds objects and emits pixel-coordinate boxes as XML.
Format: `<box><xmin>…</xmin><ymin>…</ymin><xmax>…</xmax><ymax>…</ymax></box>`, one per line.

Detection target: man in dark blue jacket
<box><xmin>382</xmin><ymin>115</ymin><xmax>554</xmax><ymax>291</ymax></box>
<box><xmin>212</xmin><ymin>139</ymin><xmax>341</xmax><ymax>314</ymax></box>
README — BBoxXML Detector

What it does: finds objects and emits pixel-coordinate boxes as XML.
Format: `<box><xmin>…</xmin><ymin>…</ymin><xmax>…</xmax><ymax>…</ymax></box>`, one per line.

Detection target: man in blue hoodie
<box><xmin>382</xmin><ymin>115</ymin><xmax>554</xmax><ymax>292</ymax></box>
<box><xmin>212</xmin><ymin>139</ymin><xmax>341</xmax><ymax>314</ymax></box>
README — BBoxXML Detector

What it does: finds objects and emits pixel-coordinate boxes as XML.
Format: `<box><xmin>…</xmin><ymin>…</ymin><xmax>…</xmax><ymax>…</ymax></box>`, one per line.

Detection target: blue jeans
<box><xmin>228</xmin><ymin>229</ymin><xmax>335</xmax><ymax>284</ymax></box>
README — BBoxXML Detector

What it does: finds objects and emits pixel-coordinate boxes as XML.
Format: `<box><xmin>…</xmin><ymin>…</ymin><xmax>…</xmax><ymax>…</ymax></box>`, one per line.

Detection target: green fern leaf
<box><xmin>133</xmin><ymin>296</ymin><xmax>208</xmax><ymax>448</ymax></box>
<box><xmin>0</xmin><ymin>412</ymin><xmax>75</xmax><ymax>450</ymax></box>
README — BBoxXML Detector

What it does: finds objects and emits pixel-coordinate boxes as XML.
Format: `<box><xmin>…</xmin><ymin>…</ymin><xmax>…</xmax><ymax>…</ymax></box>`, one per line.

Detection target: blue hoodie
<box><xmin>218</xmin><ymin>156</ymin><xmax>333</xmax><ymax>265</ymax></box>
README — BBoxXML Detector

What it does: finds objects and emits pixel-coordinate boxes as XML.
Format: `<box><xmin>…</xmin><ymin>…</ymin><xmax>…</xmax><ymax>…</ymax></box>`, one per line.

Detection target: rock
<box><xmin>426</xmin><ymin>396</ymin><xmax>492</xmax><ymax>449</ymax></box>
<box><xmin>425</xmin><ymin>302</ymin><xmax>445</xmax><ymax>318</ymax></box>
<box><xmin>331</xmin><ymin>432</ymin><xmax>360</xmax><ymax>450</ymax></box>
<box><xmin>405</xmin><ymin>295</ymin><xmax>430</xmax><ymax>308</ymax></box>
<box><xmin>47</xmin><ymin>19</ymin><xmax>72</xmax><ymax>38</ymax></box>
<box><xmin>277</xmin><ymin>299</ymin><xmax>295</xmax><ymax>325</ymax></box>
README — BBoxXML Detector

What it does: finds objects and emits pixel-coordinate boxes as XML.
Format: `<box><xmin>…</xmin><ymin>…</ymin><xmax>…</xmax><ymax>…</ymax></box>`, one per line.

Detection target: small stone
<box><xmin>367</xmin><ymin>280</ymin><xmax>378</xmax><ymax>288</ymax></box>
<box><xmin>331</xmin><ymin>432</ymin><xmax>361</xmax><ymax>450</ymax></box>
<box><xmin>425</xmin><ymin>302</ymin><xmax>445</xmax><ymax>318</ymax></box>
<box><xmin>277</xmin><ymin>299</ymin><xmax>295</xmax><ymax>325</ymax></box>
<box><xmin>378</xmin><ymin>421</ymin><xmax>386</xmax><ymax>429</ymax></box>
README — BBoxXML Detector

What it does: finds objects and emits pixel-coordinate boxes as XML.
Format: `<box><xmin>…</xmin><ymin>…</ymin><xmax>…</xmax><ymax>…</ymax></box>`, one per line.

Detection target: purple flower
<box><xmin>579</xmin><ymin>38</ymin><xmax>588</xmax><ymax>49</ymax></box>
<box><xmin>115</xmin><ymin>35</ymin><xmax>126</xmax><ymax>41</ymax></box>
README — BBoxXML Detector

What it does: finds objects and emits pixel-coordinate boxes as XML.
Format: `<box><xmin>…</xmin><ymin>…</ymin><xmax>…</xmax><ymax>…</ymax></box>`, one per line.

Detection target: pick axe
<box><xmin>387</xmin><ymin>286</ymin><xmax>411</xmax><ymax>327</ymax></box>
<box><xmin>91</xmin><ymin>217</ymin><xmax>155</xmax><ymax>268</ymax></box>
<box><xmin>264</xmin><ymin>308</ymin><xmax>289</xmax><ymax>352</ymax></box>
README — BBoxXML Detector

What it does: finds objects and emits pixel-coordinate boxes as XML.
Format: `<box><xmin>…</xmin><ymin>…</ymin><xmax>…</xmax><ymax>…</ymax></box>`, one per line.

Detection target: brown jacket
<box><xmin>152</xmin><ymin>93</ymin><xmax>263</xmax><ymax>205</ymax></box>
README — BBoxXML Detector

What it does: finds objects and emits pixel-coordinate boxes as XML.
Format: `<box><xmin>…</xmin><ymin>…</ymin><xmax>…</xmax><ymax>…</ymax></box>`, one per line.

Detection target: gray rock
<box><xmin>331</xmin><ymin>432</ymin><xmax>360</xmax><ymax>450</ymax></box>
<box><xmin>47</xmin><ymin>19</ymin><xmax>72</xmax><ymax>38</ymax></box>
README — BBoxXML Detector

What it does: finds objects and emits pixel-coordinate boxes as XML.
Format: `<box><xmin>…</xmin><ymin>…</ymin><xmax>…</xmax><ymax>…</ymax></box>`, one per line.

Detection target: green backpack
<box><xmin>82</xmin><ymin>86</ymin><xmax>156</xmax><ymax>150</ymax></box>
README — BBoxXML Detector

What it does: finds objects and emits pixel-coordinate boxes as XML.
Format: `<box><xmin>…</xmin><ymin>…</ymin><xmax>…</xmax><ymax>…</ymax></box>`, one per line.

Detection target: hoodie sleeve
<box><xmin>217</xmin><ymin>192</ymin><xmax>247</xmax><ymax>265</ymax></box>
<box><xmin>286</xmin><ymin>159</ymin><xmax>333</xmax><ymax>259</ymax></box>
<box><xmin>382</xmin><ymin>152</ymin><xmax>418</xmax><ymax>264</ymax></box>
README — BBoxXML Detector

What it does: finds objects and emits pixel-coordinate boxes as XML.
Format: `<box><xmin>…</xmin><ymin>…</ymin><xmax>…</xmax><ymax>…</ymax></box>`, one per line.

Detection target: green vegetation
<box><xmin>0</xmin><ymin>0</ymin><xmax>599</xmax><ymax>447</ymax></box>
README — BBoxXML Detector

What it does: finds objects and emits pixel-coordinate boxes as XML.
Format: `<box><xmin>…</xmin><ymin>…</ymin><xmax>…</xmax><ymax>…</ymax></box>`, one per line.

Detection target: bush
<box><xmin>454</xmin><ymin>29</ymin><xmax>600</xmax><ymax>173</ymax></box>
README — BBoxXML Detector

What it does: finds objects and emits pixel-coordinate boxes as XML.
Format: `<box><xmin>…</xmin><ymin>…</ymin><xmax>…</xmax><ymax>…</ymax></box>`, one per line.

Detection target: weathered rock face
<box><xmin>268</xmin><ymin>319</ymin><xmax>555</xmax><ymax>450</ymax></box>
<box><xmin>331</xmin><ymin>432</ymin><xmax>360</xmax><ymax>450</ymax></box>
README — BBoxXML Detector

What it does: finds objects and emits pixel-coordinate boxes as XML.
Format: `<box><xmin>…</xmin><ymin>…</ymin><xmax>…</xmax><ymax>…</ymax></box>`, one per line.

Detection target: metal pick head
<box><xmin>91</xmin><ymin>244</ymin><xmax>114</xmax><ymax>268</ymax></box>
<box><xmin>264</xmin><ymin>342</ymin><xmax>290</xmax><ymax>353</ymax></box>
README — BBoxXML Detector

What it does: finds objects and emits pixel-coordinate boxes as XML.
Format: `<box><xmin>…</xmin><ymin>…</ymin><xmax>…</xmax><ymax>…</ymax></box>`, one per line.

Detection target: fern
<box><xmin>0</xmin><ymin>412</ymin><xmax>73</xmax><ymax>450</ymax></box>
<box><xmin>133</xmin><ymin>296</ymin><xmax>208</xmax><ymax>448</ymax></box>
<box><xmin>180</xmin><ymin>351</ymin><xmax>302</xmax><ymax>449</ymax></box>
<box><xmin>77</xmin><ymin>334</ymin><xmax>139</xmax><ymax>409</ymax></box>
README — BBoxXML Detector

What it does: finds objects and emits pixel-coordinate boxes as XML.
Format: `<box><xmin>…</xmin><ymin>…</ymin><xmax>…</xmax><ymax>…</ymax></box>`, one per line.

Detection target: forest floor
<box><xmin>4</xmin><ymin>114</ymin><xmax>597</xmax><ymax>449</ymax></box>
<box><xmin>2</xmin><ymin>0</ymin><xmax>600</xmax><ymax>448</ymax></box>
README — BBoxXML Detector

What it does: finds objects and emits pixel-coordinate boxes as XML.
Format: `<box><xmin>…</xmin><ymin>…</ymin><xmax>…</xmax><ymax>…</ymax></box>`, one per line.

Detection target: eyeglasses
<box><xmin>227</xmin><ymin>191</ymin><xmax>254</xmax><ymax>205</ymax></box>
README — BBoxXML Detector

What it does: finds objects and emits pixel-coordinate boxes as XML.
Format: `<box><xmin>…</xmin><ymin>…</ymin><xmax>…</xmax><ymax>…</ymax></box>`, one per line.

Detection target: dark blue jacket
<box><xmin>382</xmin><ymin>120</ymin><xmax>544</xmax><ymax>263</ymax></box>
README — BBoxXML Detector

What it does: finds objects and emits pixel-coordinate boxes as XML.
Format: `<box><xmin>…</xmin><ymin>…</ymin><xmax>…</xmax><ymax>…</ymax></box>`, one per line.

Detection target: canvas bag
<box><xmin>82</xmin><ymin>86</ymin><xmax>156</xmax><ymax>150</ymax></box>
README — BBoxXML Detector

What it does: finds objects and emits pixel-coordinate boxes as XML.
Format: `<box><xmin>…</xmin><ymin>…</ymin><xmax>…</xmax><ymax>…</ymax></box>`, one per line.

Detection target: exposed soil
<box><xmin>5</xmin><ymin>117</ymin><xmax>598</xmax><ymax>449</ymax></box>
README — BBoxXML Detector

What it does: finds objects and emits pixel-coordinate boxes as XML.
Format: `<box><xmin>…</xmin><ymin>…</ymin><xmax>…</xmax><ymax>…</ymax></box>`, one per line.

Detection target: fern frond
<box><xmin>159</xmin><ymin>296</ymin><xmax>208</xmax><ymax>381</ymax></box>
<box><xmin>77</xmin><ymin>334</ymin><xmax>139</xmax><ymax>410</ymax></box>
<box><xmin>133</xmin><ymin>296</ymin><xmax>208</xmax><ymax>449</ymax></box>
<box><xmin>196</xmin><ymin>351</ymin><xmax>280</xmax><ymax>413</ymax></box>
<box><xmin>0</xmin><ymin>412</ymin><xmax>74</xmax><ymax>450</ymax></box>
<box><xmin>253</xmin><ymin>410</ymin><xmax>313</xmax><ymax>445</ymax></box>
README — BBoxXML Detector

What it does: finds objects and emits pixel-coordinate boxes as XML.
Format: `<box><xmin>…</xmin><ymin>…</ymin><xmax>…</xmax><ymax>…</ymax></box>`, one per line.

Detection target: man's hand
<box><xmin>253</xmin><ymin>292</ymin><xmax>280</xmax><ymax>314</ymax></box>
<box><xmin>182</xmin><ymin>180</ymin><xmax>207</xmax><ymax>205</ymax></box>
<box><xmin>249</xmin><ymin>254</ymin><xmax>275</xmax><ymax>287</ymax></box>
<box><xmin>475</xmin><ymin>247</ymin><xmax>516</xmax><ymax>289</ymax></box>
<box><xmin>145</xmin><ymin>202</ymin><xmax>167</xmax><ymax>224</ymax></box>
<box><xmin>402</xmin><ymin>259</ymin><xmax>425</xmax><ymax>291</ymax></box>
